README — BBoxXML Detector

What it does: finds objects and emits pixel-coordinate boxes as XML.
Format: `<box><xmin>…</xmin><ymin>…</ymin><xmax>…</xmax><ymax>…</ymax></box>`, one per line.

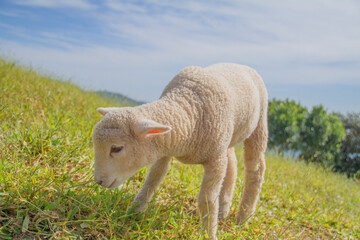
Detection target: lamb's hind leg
<box><xmin>218</xmin><ymin>147</ymin><xmax>237</xmax><ymax>220</ymax></box>
<box><xmin>130</xmin><ymin>157</ymin><xmax>171</xmax><ymax>213</ymax></box>
<box><xmin>236</xmin><ymin>120</ymin><xmax>267</xmax><ymax>224</ymax></box>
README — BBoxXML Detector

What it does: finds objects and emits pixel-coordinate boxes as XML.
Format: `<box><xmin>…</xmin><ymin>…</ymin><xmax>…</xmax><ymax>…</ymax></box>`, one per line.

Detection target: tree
<box><xmin>334</xmin><ymin>113</ymin><xmax>360</xmax><ymax>178</ymax></box>
<box><xmin>299</xmin><ymin>106</ymin><xmax>345</xmax><ymax>167</ymax></box>
<box><xmin>268</xmin><ymin>99</ymin><xmax>308</xmax><ymax>154</ymax></box>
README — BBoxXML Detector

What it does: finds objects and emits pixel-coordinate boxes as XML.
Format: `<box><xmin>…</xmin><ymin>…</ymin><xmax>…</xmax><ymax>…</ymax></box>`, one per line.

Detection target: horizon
<box><xmin>0</xmin><ymin>0</ymin><xmax>359</xmax><ymax>113</ymax></box>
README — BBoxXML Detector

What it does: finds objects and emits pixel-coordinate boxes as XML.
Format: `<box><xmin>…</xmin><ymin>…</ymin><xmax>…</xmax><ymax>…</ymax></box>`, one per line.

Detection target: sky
<box><xmin>0</xmin><ymin>0</ymin><xmax>359</xmax><ymax>113</ymax></box>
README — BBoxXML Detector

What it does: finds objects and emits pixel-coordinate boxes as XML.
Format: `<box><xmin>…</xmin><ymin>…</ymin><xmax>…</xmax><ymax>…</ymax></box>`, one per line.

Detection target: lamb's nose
<box><xmin>96</xmin><ymin>180</ymin><xmax>103</xmax><ymax>185</ymax></box>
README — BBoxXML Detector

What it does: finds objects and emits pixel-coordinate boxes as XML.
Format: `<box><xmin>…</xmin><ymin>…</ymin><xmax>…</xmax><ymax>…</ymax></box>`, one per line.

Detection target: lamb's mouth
<box><xmin>108</xmin><ymin>178</ymin><xmax>118</xmax><ymax>189</ymax></box>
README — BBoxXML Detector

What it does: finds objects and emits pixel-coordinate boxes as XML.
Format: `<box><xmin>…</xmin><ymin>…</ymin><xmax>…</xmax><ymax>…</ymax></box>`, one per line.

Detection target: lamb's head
<box><xmin>92</xmin><ymin>107</ymin><xmax>171</xmax><ymax>189</ymax></box>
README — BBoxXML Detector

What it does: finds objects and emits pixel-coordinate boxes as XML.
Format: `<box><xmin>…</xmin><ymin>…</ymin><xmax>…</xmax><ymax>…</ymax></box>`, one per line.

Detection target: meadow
<box><xmin>0</xmin><ymin>58</ymin><xmax>359</xmax><ymax>239</ymax></box>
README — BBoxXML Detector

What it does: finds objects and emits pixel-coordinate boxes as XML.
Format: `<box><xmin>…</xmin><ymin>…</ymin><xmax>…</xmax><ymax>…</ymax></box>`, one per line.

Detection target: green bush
<box><xmin>334</xmin><ymin>113</ymin><xmax>360</xmax><ymax>178</ymax></box>
<box><xmin>268</xmin><ymin>99</ymin><xmax>307</xmax><ymax>154</ymax></box>
<box><xmin>268</xmin><ymin>100</ymin><xmax>346</xmax><ymax>169</ymax></box>
<box><xmin>299</xmin><ymin>106</ymin><xmax>345</xmax><ymax>167</ymax></box>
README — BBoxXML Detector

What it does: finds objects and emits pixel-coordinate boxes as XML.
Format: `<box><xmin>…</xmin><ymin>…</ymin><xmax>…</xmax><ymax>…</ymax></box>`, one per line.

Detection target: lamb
<box><xmin>92</xmin><ymin>63</ymin><xmax>268</xmax><ymax>239</ymax></box>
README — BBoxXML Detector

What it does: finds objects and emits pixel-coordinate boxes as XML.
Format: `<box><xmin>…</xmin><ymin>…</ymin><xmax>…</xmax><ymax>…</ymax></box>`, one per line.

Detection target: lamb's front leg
<box><xmin>130</xmin><ymin>157</ymin><xmax>171</xmax><ymax>213</ymax></box>
<box><xmin>198</xmin><ymin>158</ymin><xmax>227</xmax><ymax>240</ymax></box>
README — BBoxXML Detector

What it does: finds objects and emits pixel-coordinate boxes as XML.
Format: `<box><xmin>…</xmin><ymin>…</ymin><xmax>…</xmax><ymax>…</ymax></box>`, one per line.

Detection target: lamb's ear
<box><xmin>97</xmin><ymin>107</ymin><xmax>121</xmax><ymax>116</ymax></box>
<box><xmin>134</xmin><ymin>119</ymin><xmax>172</xmax><ymax>137</ymax></box>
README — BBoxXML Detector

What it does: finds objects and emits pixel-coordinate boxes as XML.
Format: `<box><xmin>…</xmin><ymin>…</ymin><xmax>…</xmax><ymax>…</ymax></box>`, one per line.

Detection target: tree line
<box><xmin>268</xmin><ymin>99</ymin><xmax>360</xmax><ymax>179</ymax></box>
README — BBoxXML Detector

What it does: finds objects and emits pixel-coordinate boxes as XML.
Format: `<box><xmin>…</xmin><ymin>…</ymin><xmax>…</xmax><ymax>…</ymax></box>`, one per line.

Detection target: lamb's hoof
<box><xmin>218</xmin><ymin>212</ymin><xmax>228</xmax><ymax>221</ymax></box>
<box><xmin>127</xmin><ymin>202</ymin><xmax>147</xmax><ymax>215</ymax></box>
<box><xmin>218</xmin><ymin>203</ymin><xmax>231</xmax><ymax>220</ymax></box>
<box><xmin>236</xmin><ymin>210</ymin><xmax>254</xmax><ymax>225</ymax></box>
<box><xmin>236</xmin><ymin>214</ymin><xmax>246</xmax><ymax>225</ymax></box>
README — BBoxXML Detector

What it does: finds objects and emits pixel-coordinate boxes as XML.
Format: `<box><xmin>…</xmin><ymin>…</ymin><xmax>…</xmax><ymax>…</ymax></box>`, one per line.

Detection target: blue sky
<box><xmin>0</xmin><ymin>0</ymin><xmax>359</xmax><ymax>113</ymax></box>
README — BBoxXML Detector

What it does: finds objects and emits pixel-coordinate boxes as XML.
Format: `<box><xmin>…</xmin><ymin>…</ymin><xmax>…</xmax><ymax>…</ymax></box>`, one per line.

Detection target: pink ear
<box><xmin>147</xmin><ymin>129</ymin><xmax>169</xmax><ymax>134</ymax></box>
<box><xmin>134</xmin><ymin>119</ymin><xmax>172</xmax><ymax>137</ymax></box>
<box><xmin>97</xmin><ymin>108</ymin><xmax>108</xmax><ymax>116</ymax></box>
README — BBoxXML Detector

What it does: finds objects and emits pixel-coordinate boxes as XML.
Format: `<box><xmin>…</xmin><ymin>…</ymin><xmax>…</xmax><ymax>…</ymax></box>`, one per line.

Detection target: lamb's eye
<box><xmin>111</xmin><ymin>145</ymin><xmax>123</xmax><ymax>154</ymax></box>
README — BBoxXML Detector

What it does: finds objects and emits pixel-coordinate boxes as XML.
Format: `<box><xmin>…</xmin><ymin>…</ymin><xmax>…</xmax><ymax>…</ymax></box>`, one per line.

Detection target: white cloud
<box><xmin>105</xmin><ymin>0</ymin><xmax>147</xmax><ymax>13</ymax></box>
<box><xmin>1</xmin><ymin>0</ymin><xmax>360</xmax><ymax>106</ymax></box>
<box><xmin>100</xmin><ymin>0</ymin><xmax>360</xmax><ymax>59</ymax></box>
<box><xmin>96</xmin><ymin>0</ymin><xmax>360</xmax><ymax>78</ymax></box>
<box><xmin>0</xmin><ymin>10</ymin><xmax>21</xmax><ymax>17</ymax></box>
<box><xmin>13</xmin><ymin>0</ymin><xmax>96</xmax><ymax>10</ymax></box>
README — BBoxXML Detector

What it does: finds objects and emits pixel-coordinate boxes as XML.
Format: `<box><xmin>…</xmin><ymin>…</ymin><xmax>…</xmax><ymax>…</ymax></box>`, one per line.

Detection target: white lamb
<box><xmin>92</xmin><ymin>63</ymin><xmax>268</xmax><ymax>239</ymax></box>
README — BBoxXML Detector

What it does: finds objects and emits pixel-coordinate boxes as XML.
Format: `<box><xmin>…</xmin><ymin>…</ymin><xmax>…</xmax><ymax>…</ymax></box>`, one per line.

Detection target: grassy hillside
<box><xmin>0</xmin><ymin>58</ymin><xmax>359</xmax><ymax>239</ymax></box>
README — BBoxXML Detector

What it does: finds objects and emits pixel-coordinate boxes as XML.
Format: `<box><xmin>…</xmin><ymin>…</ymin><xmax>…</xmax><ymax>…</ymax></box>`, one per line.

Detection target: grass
<box><xmin>1</xmin><ymin>58</ymin><xmax>359</xmax><ymax>239</ymax></box>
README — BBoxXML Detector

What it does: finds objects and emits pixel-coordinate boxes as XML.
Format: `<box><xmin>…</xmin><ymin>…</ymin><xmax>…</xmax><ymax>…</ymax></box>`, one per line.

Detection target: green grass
<box><xmin>1</xmin><ymin>58</ymin><xmax>359</xmax><ymax>239</ymax></box>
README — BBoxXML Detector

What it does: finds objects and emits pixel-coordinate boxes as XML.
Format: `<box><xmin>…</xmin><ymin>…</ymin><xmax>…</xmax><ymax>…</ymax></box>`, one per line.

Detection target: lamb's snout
<box><xmin>94</xmin><ymin>175</ymin><xmax>109</xmax><ymax>187</ymax></box>
<box><xmin>95</xmin><ymin>175</ymin><xmax>120</xmax><ymax>189</ymax></box>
